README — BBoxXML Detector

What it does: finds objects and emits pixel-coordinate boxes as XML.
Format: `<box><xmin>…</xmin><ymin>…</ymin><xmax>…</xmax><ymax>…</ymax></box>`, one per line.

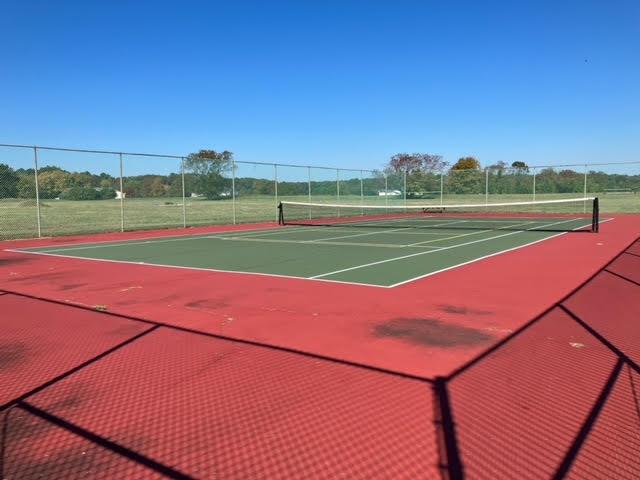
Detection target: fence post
<box><xmin>307</xmin><ymin>167</ymin><xmax>311</xmax><ymax>218</ymax></box>
<box><xmin>485</xmin><ymin>168</ymin><xmax>489</xmax><ymax>204</ymax></box>
<box><xmin>360</xmin><ymin>170</ymin><xmax>364</xmax><ymax>215</ymax></box>
<box><xmin>440</xmin><ymin>171</ymin><xmax>444</xmax><ymax>205</ymax></box>
<box><xmin>181</xmin><ymin>157</ymin><xmax>187</xmax><ymax>228</ymax></box>
<box><xmin>583</xmin><ymin>164</ymin><xmax>588</xmax><ymax>213</ymax></box>
<box><xmin>384</xmin><ymin>174</ymin><xmax>388</xmax><ymax>206</ymax></box>
<box><xmin>274</xmin><ymin>164</ymin><xmax>279</xmax><ymax>222</ymax></box>
<box><xmin>119</xmin><ymin>153</ymin><xmax>124</xmax><ymax>232</ymax></box>
<box><xmin>307</xmin><ymin>166</ymin><xmax>312</xmax><ymax>219</ymax></box>
<box><xmin>231</xmin><ymin>159</ymin><xmax>236</xmax><ymax>224</ymax></box>
<box><xmin>336</xmin><ymin>169</ymin><xmax>340</xmax><ymax>217</ymax></box>
<box><xmin>32</xmin><ymin>147</ymin><xmax>42</xmax><ymax>238</ymax></box>
<box><xmin>532</xmin><ymin>169</ymin><xmax>536</xmax><ymax>201</ymax></box>
<box><xmin>404</xmin><ymin>169</ymin><xmax>407</xmax><ymax>210</ymax></box>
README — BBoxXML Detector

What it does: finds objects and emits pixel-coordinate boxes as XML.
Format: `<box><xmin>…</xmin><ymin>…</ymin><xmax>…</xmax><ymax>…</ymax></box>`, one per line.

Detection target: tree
<box><xmin>451</xmin><ymin>156</ymin><xmax>481</xmax><ymax>170</ymax></box>
<box><xmin>183</xmin><ymin>149</ymin><xmax>233</xmax><ymax>199</ymax></box>
<box><xmin>387</xmin><ymin>153</ymin><xmax>447</xmax><ymax>174</ymax></box>
<box><xmin>17</xmin><ymin>175</ymin><xmax>36</xmax><ymax>198</ymax></box>
<box><xmin>511</xmin><ymin>161</ymin><xmax>528</xmax><ymax>170</ymax></box>
<box><xmin>487</xmin><ymin>161</ymin><xmax>508</xmax><ymax>171</ymax></box>
<box><xmin>38</xmin><ymin>170</ymin><xmax>72</xmax><ymax>198</ymax></box>
<box><xmin>385</xmin><ymin>153</ymin><xmax>447</xmax><ymax>198</ymax></box>
<box><xmin>0</xmin><ymin>164</ymin><xmax>19</xmax><ymax>198</ymax></box>
<box><xmin>150</xmin><ymin>177</ymin><xmax>167</xmax><ymax>197</ymax></box>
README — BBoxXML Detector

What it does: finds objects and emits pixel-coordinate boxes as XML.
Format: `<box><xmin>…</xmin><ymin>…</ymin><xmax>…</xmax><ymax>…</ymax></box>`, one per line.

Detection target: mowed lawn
<box><xmin>1</xmin><ymin>193</ymin><xmax>638</xmax><ymax>240</ymax></box>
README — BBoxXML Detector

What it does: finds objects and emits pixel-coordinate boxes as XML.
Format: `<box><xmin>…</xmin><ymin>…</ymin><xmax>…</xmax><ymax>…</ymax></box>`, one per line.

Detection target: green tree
<box><xmin>17</xmin><ymin>175</ymin><xmax>36</xmax><ymax>198</ymax></box>
<box><xmin>183</xmin><ymin>149</ymin><xmax>233</xmax><ymax>200</ymax></box>
<box><xmin>38</xmin><ymin>170</ymin><xmax>72</xmax><ymax>198</ymax></box>
<box><xmin>0</xmin><ymin>164</ymin><xmax>19</xmax><ymax>198</ymax></box>
<box><xmin>511</xmin><ymin>161</ymin><xmax>528</xmax><ymax>170</ymax></box>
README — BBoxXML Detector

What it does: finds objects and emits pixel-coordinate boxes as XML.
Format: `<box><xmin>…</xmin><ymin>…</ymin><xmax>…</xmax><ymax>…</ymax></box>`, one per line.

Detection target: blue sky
<box><xmin>1</xmin><ymin>0</ymin><xmax>638</xmax><ymax>173</ymax></box>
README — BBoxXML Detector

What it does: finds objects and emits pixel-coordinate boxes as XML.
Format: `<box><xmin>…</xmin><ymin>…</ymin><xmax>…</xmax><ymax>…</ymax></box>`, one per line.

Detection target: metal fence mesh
<box><xmin>1</xmin><ymin>143</ymin><xmax>638</xmax><ymax>240</ymax></box>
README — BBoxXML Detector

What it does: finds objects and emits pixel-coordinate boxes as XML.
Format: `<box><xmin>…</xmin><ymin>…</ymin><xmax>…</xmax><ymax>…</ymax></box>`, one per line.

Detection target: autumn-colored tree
<box><xmin>386</xmin><ymin>153</ymin><xmax>447</xmax><ymax>174</ymax></box>
<box><xmin>384</xmin><ymin>153</ymin><xmax>447</xmax><ymax>198</ymax></box>
<box><xmin>451</xmin><ymin>156</ymin><xmax>481</xmax><ymax>170</ymax></box>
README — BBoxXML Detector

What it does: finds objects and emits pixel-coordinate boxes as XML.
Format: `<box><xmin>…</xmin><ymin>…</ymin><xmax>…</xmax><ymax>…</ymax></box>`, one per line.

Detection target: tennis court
<box><xmin>10</xmin><ymin>198</ymin><xmax>601</xmax><ymax>287</ymax></box>
<box><xmin>3</xmin><ymin>195</ymin><xmax>640</xmax><ymax>479</ymax></box>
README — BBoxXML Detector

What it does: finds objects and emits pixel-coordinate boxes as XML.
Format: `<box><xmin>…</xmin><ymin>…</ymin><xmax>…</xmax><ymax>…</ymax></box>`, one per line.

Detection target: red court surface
<box><xmin>1</xmin><ymin>215</ymin><xmax>640</xmax><ymax>478</ymax></box>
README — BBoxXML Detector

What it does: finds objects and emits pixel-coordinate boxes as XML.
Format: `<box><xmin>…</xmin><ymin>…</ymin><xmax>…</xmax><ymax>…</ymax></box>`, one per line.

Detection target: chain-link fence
<box><xmin>1</xmin><ymin>143</ymin><xmax>639</xmax><ymax>240</ymax></box>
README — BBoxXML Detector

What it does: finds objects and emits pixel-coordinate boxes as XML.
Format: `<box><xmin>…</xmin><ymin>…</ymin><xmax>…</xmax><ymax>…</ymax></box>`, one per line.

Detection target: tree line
<box><xmin>0</xmin><ymin>150</ymin><xmax>637</xmax><ymax>200</ymax></box>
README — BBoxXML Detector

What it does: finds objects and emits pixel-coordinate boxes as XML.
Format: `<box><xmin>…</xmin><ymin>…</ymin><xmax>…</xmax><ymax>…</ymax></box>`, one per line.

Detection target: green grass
<box><xmin>1</xmin><ymin>192</ymin><xmax>638</xmax><ymax>240</ymax></box>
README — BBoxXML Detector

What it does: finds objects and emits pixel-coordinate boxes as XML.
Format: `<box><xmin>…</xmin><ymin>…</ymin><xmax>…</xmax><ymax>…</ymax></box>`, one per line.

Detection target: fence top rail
<box><xmin>0</xmin><ymin>143</ymin><xmax>379</xmax><ymax>173</ymax></box>
<box><xmin>0</xmin><ymin>143</ymin><xmax>185</xmax><ymax>159</ymax></box>
<box><xmin>529</xmin><ymin>161</ymin><xmax>640</xmax><ymax>169</ymax></box>
<box><xmin>1</xmin><ymin>143</ymin><xmax>637</xmax><ymax>172</ymax></box>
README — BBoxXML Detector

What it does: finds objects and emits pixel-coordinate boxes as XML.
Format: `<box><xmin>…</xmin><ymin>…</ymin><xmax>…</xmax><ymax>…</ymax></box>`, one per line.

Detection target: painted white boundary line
<box><xmin>406</xmin><ymin>221</ymin><xmax>534</xmax><ymax>247</ymax></box>
<box><xmin>217</xmin><ymin>236</ymin><xmax>442</xmax><ymax>249</ymax></box>
<box><xmin>6</xmin><ymin>218</ymin><xmax>610</xmax><ymax>289</ymax></box>
<box><xmin>304</xmin><ymin>226</ymin><xmax>411</xmax><ymax>243</ymax></box>
<box><xmin>22</xmin><ymin>225</ymin><xmax>327</xmax><ymax>253</ymax></box>
<box><xmin>310</xmin><ymin>218</ymin><xmax>585</xmax><ymax>279</ymax></box>
<box><xmin>12</xmin><ymin>225</ymin><xmax>290</xmax><ymax>251</ymax></box>
<box><xmin>388</xmin><ymin>218</ymin><xmax>613</xmax><ymax>287</ymax></box>
<box><xmin>4</xmin><ymin>248</ymin><xmax>390</xmax><ymax>289</ymax></box>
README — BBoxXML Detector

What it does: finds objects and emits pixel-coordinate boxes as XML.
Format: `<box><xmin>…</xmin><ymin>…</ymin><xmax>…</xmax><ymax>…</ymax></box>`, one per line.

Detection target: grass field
<box><xmin>1</xmin><ymin>192</ymin><xmax>638</xmax><ymax>240</ymax></box>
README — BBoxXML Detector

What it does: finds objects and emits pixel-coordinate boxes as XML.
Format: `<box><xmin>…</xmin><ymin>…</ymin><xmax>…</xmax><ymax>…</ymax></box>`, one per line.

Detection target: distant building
<box><xmin>115</xmin><ymin>190</ymin><xmax>126</xmax><ymax>199</ymax></box>
<box><xmin>378</xmin><ymin>190</ymin><xmax>402</xmax><ymax>197</ymax></box>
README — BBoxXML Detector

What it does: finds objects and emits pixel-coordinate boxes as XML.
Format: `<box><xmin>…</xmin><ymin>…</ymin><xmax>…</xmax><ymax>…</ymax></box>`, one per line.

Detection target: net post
<box><xmin>277</xmin><ymin>202</ymin><xmax>284</xmax><ymax>225</ymax></box>
<box><xmin>274</xmin><ymin>164</ymin><xmax>279</xmax><ymax>223</ymax></box>
<box><xmin>231</xmin><ymin>158</ymin><xmax>236</xmax><ymax>225</ymax></box>
<box><xmin>180</xmin><ymin>157</ymin><xmax>186</xmax><ymax>228</ymax></box>
<box><xmin>119</xmin><ymin>152</ymin><xmax>124</xmax><ymax>232</ymax></box>
<box><xmin>32</xmin><ymin>146</ymin><xmax>42</xmax><ymax>238</ymax></box>
<box><xmin>593</xmin><ymin>197</ymin><xmax>599</xmax><ymax>233</ymax></box>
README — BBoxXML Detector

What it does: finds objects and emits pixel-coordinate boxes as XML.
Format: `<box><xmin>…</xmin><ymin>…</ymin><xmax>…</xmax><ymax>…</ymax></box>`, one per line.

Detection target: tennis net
<box><xmin>278</xmin><ymin>197</ymin><xmax>600</xmax><ymax>232</ymax></box>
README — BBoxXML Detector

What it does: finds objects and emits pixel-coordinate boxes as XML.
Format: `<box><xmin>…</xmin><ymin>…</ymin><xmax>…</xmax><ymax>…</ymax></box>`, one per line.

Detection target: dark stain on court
<box><xmin>374</xmin><ymin>318</ymin><xmax>493</xmax><ymax>347</ymax></box>
<box><xmin>438</xmin><ymin>304</ymin><xmax>493</xmax><ymax>316</ymax></box>
<box><xmin>0</xmin><ymin>341</ymin><xmax>28</xmax><ymax>369</ymax></box>
<box><xmin>185</xmin><ymin>298</ymin><xmax>230</xmax><ymax>310</ymax></box>
<box><xmin>59</xmin><ymin>283</ymin><xmax>88</xmax><ymax>291</ymax></box>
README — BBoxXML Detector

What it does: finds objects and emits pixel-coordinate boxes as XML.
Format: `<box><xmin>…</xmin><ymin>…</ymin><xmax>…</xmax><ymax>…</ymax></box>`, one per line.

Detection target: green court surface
<box><xmin>14</xmin><ymin>216</ymin><xmax>595</xmax><ymax>287</ymax></box>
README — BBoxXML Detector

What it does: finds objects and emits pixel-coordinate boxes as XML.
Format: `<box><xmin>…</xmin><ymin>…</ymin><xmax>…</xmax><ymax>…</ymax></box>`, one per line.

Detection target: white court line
<box><xmin>406</xmin><ymin>221</ymin><xmax>534</xmax><ymax>246</ymax></box>
<box><xmin>5</xmin><ymin>248</ymin><xmax>390</xmax><ymax>288</ymax></box>
<box><xmin>388</xmin><ymin>218</ymin><xmax>614</xmax><ymax>287</ymax></box>
<box><xmin>310</xmin><ymin>217</ymin><xmax>583</xmax><ymax>279</ymax></box>
<box><xmin>6</xmin><ymin>218</ymin><xmax>610</xmax><ymax>289</ymax></box>
<box><xmin>217</xmin><ymin>236</ymin><xmax>442</xmax><ymax>249</ymax></box>
<box><xmin>303</xmin><ymin>227</ymin><xmax>411</xmax><ymax>243</ymax></box>
<box><xmin>22</xmin><ymin>225</ymin><xmax>321</xmax><ymax>253</ymax></box>
<box><xmin>13</xmin><ymin>225</ymin><xmax>293</xmax><ymax>251</ymax></box>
